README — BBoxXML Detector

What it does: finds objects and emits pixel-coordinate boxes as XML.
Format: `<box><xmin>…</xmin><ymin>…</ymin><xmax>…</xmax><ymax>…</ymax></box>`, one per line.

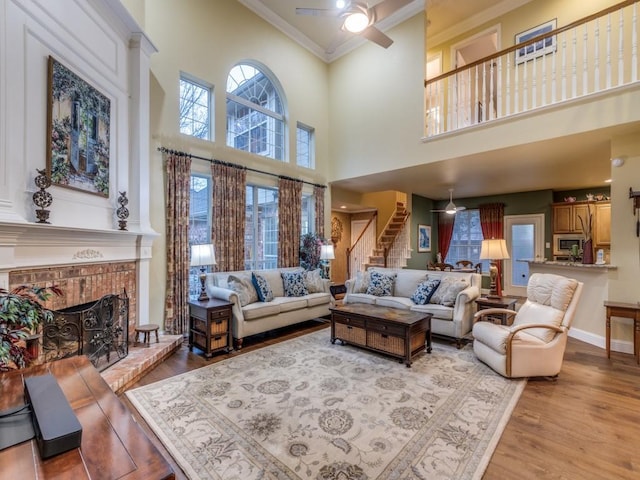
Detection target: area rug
<box><xmin>126</xmin><ymin>329</ymin><xmax>525</xmax><ymax>480</ymax></box>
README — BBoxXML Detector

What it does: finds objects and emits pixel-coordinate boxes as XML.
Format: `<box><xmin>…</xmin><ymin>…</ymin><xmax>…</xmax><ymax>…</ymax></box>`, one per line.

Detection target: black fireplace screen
<box><xmin>42</xmin><ymin>291</ymin><xmax>129</xmax><ymax>371</ymax></box>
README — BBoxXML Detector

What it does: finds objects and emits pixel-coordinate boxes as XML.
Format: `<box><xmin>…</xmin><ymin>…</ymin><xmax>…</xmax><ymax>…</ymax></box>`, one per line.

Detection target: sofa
<box><xmin>205</xmin><ymin>267</ymin><xmax>332</xmax><ymax>349</ymax></box>
<box><xmin>343</xmin><ymin>267</ymin><xmax>482</xmax><ymax>346</ymax></box>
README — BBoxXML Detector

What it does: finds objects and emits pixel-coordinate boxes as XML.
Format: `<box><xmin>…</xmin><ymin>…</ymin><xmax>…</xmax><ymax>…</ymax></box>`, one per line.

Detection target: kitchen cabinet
<box><xmin>552</xmin><ymin>202</ymin><xmax>592</xmax><ymax>234</ymax></box>
<box><xmin>594</xmin><ymin>202</ymin><xmax>611</xmax><ymax>247</ymax></box>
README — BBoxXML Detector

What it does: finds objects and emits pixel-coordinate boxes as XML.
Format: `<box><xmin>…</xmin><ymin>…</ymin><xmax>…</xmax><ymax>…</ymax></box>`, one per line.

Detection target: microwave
<box><xmin>553</xmin><ymin>234</ymin><xmax>584</xmax><ymax>256</ymax></box>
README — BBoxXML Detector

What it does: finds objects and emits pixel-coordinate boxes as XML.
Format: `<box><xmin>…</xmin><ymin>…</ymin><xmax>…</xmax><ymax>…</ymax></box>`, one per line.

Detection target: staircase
<box><xmin>366</xmin><ymin>202</ymin><xmax>410</xmax><ymax>269</ymax></box>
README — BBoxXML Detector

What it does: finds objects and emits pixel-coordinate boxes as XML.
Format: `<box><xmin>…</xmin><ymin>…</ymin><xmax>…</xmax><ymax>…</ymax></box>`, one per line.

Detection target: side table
<box><xmin>188</xmin><ymin>298</ymin><xmax>233</xmax><ymax>358</ymax></box>
<box><xmin>604</xmin><ymin>300</ymin><xmax>640</xmax><ymax>364</ymax></box>
<box><xmin>475</xmin><ymin>296</ymin><xmax>518</xmax><ymax>325</ymax></box>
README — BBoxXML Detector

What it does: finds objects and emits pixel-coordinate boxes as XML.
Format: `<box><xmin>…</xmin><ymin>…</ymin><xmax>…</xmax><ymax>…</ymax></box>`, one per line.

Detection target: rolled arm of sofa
<box><xmin>452</xmin><ymin>285</ymin><xmax>481</xmax><ymax>337</ymax></box>
<box><xmin>207</xmin><ymin>286</ymin><xmax>245</xmax><ymax>323</ymax></box>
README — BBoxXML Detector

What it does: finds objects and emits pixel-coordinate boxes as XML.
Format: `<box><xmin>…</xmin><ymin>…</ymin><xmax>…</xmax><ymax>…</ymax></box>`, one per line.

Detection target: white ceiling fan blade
<box><xmin>371</xmin><ymin>0</ymin><xmax>413</xmax><ymax>22</ymax></box>
<box><xmin>455</xmin><ymin>206</ymin><xmax>467</xmax><ymax>212</ymax></box>
<box><xmin>361</xmin><ymin>25</ymin><xmax>393</xmax><ymax>48</ymax></box>
<box><xmin>296</xmin><ymin>7</ymin><xmax>342</xmax><ymax>17</ymax></box>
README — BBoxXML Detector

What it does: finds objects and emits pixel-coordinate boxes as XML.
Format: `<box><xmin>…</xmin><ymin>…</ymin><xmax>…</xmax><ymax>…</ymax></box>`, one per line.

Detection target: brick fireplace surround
<box><xmin>9</xmin><ymin>261</ymin><xmax>138</xmax><ymax>339</ymax></box>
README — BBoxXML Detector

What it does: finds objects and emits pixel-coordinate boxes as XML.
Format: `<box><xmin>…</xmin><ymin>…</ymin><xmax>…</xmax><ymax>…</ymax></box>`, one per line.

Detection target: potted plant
<box><xmin>0</xmin><ymin>285</ymin><xmax>63</xmax><ymax>371</ymax></box>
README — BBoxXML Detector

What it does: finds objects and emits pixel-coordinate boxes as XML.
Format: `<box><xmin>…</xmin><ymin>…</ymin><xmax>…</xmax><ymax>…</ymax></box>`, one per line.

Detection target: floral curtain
<box><xmin>314</xmin><ymin>185</ymin><xmax>325</xmax><ymax>238</ymax></box>
<box><xmin>437</xmin><ymin>213</ymin><xmax>455</xmax><ymax>262</ymax></box>
<box><xmin>479</xmin><ymin>203</ymin><xmax>506</xmax><ymax>295</ymax></box>
<box><xmin>212</xmin><ymin>162</ymin><xmax>246</xmax><ymax>272</ymax></box>
<box><xmin>278</xmin><ymin>177</ymin><xmax>302</xmax><ymax>267</ymax></box>
<box><xmin>164</xmin><ymin>151</ymin><xmax>191</xmax><ymax>335</ymax></box>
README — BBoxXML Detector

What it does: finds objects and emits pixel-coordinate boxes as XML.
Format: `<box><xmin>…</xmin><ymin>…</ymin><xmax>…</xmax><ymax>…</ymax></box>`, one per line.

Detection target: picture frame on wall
<box><xmin>515</xmin><ymin>19</ymin><xmax>557</xmax><ymax>65</ymax></box>
<box><xmin>46</xmin><ymin>56</ymin><xmax>111</xmax><ymax>197</ymax></box>
<box><xmin>418</xmin><ymin>224</ymin><xmax>431</xmax><ymax>252</ymax></box>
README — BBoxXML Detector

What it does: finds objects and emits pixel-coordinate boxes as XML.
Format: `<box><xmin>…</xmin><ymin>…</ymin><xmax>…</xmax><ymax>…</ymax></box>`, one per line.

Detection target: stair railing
<box><xmin>385</xmin><ymin>211</ymin><xmax>412</xmax><ymax>269</ymax></box>
<box><xmin>346</xmin><ymin>212</ymin><xmax>377</xmax><ymax>278</ymax></box>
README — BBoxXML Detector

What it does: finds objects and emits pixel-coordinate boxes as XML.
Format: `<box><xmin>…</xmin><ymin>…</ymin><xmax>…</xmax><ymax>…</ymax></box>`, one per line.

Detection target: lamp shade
<box><xmin>479</xmin><ymin>238</ymin><xmax>510</xmax><ymax>260</ymax></box>
<box><xmin>320</xmin><ymin>245</ymin><xmax>335</xmax><ymax>260</ymax></box>
<box><xmin>190</xmin><ymin>243</ymin><xmax>216</xmax><ymax>267</ymax></box>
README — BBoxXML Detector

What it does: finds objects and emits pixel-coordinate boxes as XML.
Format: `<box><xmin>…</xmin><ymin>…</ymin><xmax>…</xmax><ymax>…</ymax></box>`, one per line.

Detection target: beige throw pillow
<box><xmin>227</xmin><ymin>274</ymin><xmax>259</xmax><ymax>306</ymax></box>
<box><xmin>429</xmin><ymin>276</ymin><xmax>469</xmax><ymax>307</ymax></box>
<box><xmin>304</xmin><ymin>269</ymin><xmax>324</xmax><ymax>293</ymax></box>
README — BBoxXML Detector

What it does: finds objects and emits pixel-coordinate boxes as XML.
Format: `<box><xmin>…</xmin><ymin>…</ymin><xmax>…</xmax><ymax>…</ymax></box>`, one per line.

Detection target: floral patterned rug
<box><xmin>126</xmin><ymin>328</ymin><xmax>525</xmax><ymax>480</ymax></box>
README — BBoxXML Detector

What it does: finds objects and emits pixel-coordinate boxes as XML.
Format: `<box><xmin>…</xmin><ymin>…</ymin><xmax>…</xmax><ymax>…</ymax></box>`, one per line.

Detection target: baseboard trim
<box><xmin>569</xmin><ymin>327</ymin><xmax>634</xmax><ymax>355</ymax></box>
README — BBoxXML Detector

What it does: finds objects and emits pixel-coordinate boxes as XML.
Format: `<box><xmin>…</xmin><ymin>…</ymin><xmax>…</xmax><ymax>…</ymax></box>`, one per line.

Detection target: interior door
<box><xmin>503</xmin><ymin>214</ymin><xmax>544</xmax><ymax>297</ymax></box>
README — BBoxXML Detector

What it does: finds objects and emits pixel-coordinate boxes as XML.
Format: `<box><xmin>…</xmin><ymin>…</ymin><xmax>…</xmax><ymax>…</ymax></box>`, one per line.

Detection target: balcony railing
<box><xmin>424</xmin><ymin>0</ymin><xmax>639</xmax><ymax>138</ymax></box>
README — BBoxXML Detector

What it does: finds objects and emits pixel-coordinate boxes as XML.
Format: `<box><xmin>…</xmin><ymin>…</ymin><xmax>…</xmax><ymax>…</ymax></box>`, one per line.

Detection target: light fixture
<box><xmin>479</xmin><ymin>238</ymin><xmax>510</xmax><ymax>298</ymax></box>
<box><xmin>190</xmin><ymin>243</ymin><xmax>216</xmax><ymax>301</ymax></box>
<box><xmin>336</xmin><ymin>0</ymin><xmax>346</xmax><ymax>8</ymax></box>
<box><xmin>320</xmin><ymin>244</ymin><xmax>335</xmax><ymax>279</ymax></box>
<box><xmin>342</xmin><ymin>4</ymin><xmax>370</xmax><ymax>33</ymax></box>
<box><xmin>445</xmin><ymin>188</ymin><xmax>457</xmax><ymax>214</ymax></box>
<box><xmin>611</xmin><ymin>156</ymin><xmax>625</xmax><ymax>167</ymax></box>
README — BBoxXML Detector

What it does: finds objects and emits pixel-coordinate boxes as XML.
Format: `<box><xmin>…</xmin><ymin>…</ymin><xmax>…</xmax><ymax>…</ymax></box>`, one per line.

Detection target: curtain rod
<box><xmin>158</xmin><ymin>146</ymin><xmax>326</xmax><ymax>189</ymax></box>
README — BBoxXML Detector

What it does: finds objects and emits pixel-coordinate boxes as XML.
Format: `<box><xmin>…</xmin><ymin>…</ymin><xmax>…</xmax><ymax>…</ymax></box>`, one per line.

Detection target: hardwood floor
<box><xmin>121</xmin><ymin>321</ymin><xmax>640</xmax><ymax>479</ymax></box>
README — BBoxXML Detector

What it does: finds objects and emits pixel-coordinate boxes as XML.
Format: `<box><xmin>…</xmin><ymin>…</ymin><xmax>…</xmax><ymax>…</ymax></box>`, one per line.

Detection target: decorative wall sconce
<box><xmin>630</xmin><ymin>188</ymin><xmax>640</xmax><ymax>237</ymax></box>
<box><xmin>33</xmin><ymin>169</ymin><xmax>53</xmax><ymax>224</ymax></box>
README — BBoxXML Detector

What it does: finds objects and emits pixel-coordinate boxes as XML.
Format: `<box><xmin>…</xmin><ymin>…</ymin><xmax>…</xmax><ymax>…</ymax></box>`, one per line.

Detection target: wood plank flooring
<box><xmin>121</xmin><ymin>320</ymin><xmax>640</xmax><ymax>479</ymax></box>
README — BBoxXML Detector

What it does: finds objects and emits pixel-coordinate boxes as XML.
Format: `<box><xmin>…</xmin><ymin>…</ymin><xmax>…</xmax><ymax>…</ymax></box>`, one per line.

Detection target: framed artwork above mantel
<box><xmin>46</xmin><ymin>56</ymin><xmax>111</xmax><ymax>197</ymax></box>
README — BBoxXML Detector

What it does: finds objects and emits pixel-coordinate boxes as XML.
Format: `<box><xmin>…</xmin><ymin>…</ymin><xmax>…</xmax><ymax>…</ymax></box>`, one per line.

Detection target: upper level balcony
<box><xmin>424</xmin><ymin>0</ymin><xmax>640</xmax><ymax>139</ymax></box>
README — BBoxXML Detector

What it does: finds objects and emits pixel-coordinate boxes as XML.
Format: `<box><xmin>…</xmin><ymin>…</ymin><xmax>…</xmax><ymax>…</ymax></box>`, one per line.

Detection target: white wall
<box><xmin>0</xmin><ymin>0</ymin><xmax>157</xmax><ymax>324</ymax></box>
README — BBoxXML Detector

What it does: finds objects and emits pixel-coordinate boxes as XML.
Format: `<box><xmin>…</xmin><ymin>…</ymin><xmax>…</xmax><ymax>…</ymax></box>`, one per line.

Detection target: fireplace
<box><xmin>42</xmin><ymin>292</ymin><xmax>129</xmax><ymax>371</ymax></box>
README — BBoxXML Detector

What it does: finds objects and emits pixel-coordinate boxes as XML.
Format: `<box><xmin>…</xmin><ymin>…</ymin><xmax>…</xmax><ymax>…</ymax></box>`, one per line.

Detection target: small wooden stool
<box><xmin>134</xmin><ymin>324</ymin><xmax>160</xmax><ymax>347</ymax></box>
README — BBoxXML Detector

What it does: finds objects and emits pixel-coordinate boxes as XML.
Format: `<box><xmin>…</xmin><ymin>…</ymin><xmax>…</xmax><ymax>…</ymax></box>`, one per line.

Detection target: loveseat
<box><xmin>205</xmin><ymin>267</ymin><xmax>331</xmax><ymax>349</ymax></box>
<box><xmin>343</xmin><ymin>267</ymin><xmax>482</xmax><ymax>346</ymax></box>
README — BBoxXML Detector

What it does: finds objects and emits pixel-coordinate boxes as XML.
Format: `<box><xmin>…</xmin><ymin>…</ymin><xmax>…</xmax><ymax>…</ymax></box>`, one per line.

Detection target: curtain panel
<box><xmin>314</xmin><ymin>185</ymin><xmax>325</xmax><ymax>238</ymax></box>
<box><xmin>278</xmin><ymin>178</ymin><xmax>303</xmax><ymax>267</ymax></box>
<box><xmin>164</xmin><ymin>152</ymin><xmax>191</xmax><ymax>335</ymax></box>
<box><xmin>212</xmin><ymin>163</ymin><xmax>247</xmax><ymax>272</ymax></box>
<box><xmin>437</xmin><ymin>213</ymin><xmax>455</xmax><ymax>262</ymax></box>
<box><xmin>479</xmin><ymin>203</ymin><xmax>506</xmax><ymax>295</ymax></box>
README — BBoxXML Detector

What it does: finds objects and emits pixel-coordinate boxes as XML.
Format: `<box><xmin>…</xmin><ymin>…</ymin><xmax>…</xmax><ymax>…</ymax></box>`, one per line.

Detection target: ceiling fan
<box><xmin>431</xmin><ymin>189</ymin><xmax>467</xmax><ymax>215</ymax></box>
<box><xmin>296</xmin><ymin>0</ymin><xmax>413</xmax><ymax>49</ymax></box>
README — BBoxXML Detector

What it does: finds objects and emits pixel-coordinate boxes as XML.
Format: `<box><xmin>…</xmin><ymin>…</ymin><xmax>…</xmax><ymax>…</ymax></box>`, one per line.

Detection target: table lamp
<box><xmin>319</xmin><ymin>244</ymin><xmax>335</xmax><ymax>280</ymax></box>
<box><xmin>190</xmin><ymin>243</ymin><xmax>216</xmax><ymax>301</ymax></box>
<box><xmin>479</xmin><ymin>238</ymin><xmax>510</xmax><ymax>298</ymax></box>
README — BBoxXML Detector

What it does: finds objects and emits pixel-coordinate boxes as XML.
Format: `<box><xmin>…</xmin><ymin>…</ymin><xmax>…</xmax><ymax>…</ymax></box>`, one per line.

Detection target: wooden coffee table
<box><xmin>330</xmin><ymin>303</ymin><xmax>432</xmax><ymax>367</ymax></box>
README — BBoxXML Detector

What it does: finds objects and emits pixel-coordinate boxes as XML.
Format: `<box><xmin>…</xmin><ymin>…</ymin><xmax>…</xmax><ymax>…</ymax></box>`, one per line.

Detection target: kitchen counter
<box><xmin>526</xmin><ymin>259</ymin><xmax>617</xmax><ymax>270</ymax></box>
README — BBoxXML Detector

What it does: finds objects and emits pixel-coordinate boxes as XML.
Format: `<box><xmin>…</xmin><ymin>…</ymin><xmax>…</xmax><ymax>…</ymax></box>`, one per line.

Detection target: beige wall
<box><xmin>608</xmin><ymin>133</ymin><xmax>640</xmax><ymax>341</ymax></box>
<box><xmin>123</xmin><ymin>0</ymin><xmax>331</xmax><ymax>327</ymax></box>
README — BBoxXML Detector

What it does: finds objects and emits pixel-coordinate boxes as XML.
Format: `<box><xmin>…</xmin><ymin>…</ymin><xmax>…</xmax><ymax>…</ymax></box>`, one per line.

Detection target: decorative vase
<box><xmin>582</xmin><ymin>239</ymin><xmax>594</xmax><ymax>264</ymax></box>
<box><xmin>32</xmin><ymin>169</ymin><xmax>53</xmax><ymax>224</ymax></box>
<box><xmin>116</xmin><ymin>191</ymin><xmax>130</xmax><ymax>231</ymax></box>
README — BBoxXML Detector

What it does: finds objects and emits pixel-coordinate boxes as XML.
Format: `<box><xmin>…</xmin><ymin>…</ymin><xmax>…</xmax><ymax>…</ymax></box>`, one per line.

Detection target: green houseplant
<box><xmin>0</xmin><ymin>285</ymin><xmax>63</xmax><ymax>371</ymax></box>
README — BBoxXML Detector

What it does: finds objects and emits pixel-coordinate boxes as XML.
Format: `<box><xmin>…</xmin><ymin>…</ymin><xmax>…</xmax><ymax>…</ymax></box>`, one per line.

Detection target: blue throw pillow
<box><xmin>365</xmin><ymin>270</ymin><xmax>396</xmax><ymax>296</ymax></box>
<box><xmin>252</xmin><ymin>272</ymin><xmax>274</xmax><ymax>302</ymax></box>
<box><xmin>281</xmin><ymin>271</ymin><xmax>309</xmax><ymax>297</ymax></box>
<box><xmin>411</xmin><ymin>279</ymin><xmax>441</xmax><ymax>305</ymax></box>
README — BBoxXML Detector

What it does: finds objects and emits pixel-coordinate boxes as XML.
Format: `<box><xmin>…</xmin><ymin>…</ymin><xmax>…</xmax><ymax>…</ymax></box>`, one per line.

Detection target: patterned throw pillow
<box><xmin>251</xmin><ymin>272</ymin><xmax>274</xmax><ymax>302</ymax></box>
<box><xmin>227</xmin><ymin>275</ymin><xmax>258</xmax><ymax>307</ymax></box>
<box><xmin>353</xmin><ymin>270</ymin><xmax>372</xmax><ymax>293</ymax></box>
<box><xmin>303</xmin><ymin>269</ymin><xmax>324</xmax><ymax>293</ymax></box>
<box><xmin>429</xmin><ymin>276</ymin><xmax>469</xmax><ymax>307</ymax></box>
<box><xmin>410</xmin><ymin>279</ymin><xmax>441</xmax><ymax>305</ymax></box>
<box><xmin>281</xmin><ymin>271</ymin><xmax>309</xmax><ymax>297</ymax></box>
<box><xmin>365</xmin><ymin>271</ymin><xmax>396</xmax><ymax>297</ymax></box>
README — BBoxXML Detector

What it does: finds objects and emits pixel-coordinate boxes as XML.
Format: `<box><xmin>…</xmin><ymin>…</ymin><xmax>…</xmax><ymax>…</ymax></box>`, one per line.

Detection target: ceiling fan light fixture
<box><xmin>343</xmin><ymin>9</ymin><xmax>369</xmax><ymax>33</ymax></box>
<box><xmin>445</xmin><ymin>202</ymin><xmax>457</xmax><ymax>214</ymax></box>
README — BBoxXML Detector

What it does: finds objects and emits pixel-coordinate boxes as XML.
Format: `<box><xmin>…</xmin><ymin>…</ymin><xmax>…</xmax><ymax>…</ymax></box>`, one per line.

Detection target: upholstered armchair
<box><xmin>472</xmin><ymin>273</ymin><xmax>583</xmax><ymax>378</ymax></box>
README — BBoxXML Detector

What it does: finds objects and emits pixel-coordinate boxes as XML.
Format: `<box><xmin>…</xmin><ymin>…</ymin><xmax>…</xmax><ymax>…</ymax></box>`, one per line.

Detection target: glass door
<box><xmin>503</xmin><ymin>214</ymin><xmax>544</xmax><ymax>297</ymax></box>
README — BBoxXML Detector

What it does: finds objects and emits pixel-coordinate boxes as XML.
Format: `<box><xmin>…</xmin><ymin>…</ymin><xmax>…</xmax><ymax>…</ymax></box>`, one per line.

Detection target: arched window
<box><xmin>226</xmin><ymin>63</ymin><xmax>285</xmax><ymax>160</ymax></box>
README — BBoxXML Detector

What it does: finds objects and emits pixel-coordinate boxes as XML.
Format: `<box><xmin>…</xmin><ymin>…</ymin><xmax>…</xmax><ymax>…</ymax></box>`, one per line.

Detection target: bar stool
<box><xmin>134</xmin><ymin>324</ymin><xmax>160</xmax><ymax>347</ymax></box>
